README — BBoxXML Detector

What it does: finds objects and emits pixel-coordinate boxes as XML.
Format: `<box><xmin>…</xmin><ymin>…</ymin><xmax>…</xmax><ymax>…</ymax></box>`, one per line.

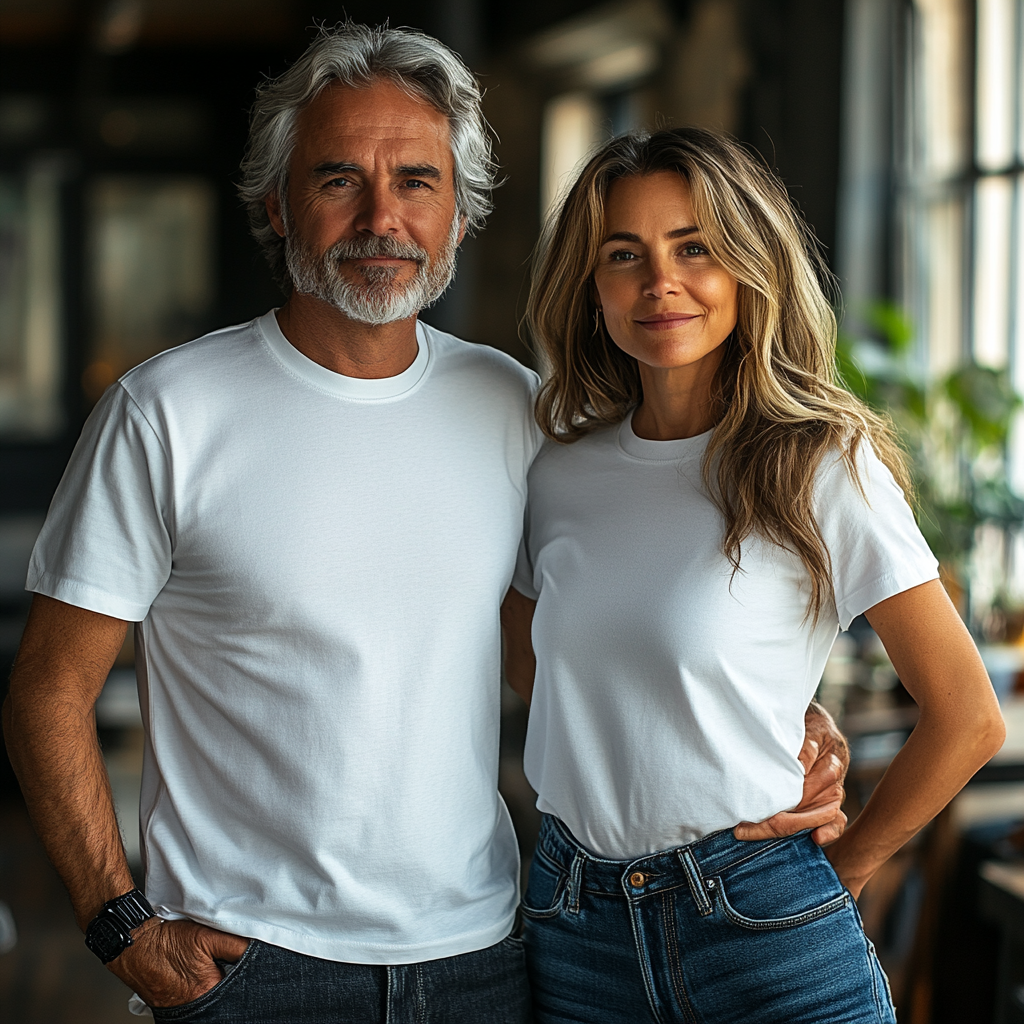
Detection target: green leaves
<box><xmin>867</xmin><ymin>301</ymin><xmax>915</xmax><ymax>354</ymax></box>
<box><xmin>836</xmin><ymin>302</ymin><xmax>1024</xmax><ymax>574</ymax></box>
<box><xmin>944</xmin><ymin>363</ymin><xmax>1021</xmax><ymax>452</ymax></box>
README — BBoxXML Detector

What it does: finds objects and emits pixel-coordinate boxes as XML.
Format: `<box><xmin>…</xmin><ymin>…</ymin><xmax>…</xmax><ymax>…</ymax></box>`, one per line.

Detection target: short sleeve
<box><xmin>27</xmin><ymin>383</ymin><xmax>173</xmax><ymax>621</ymax></box>
<box><xmin>815</xmin><ymin>442</ymin><xmax>939</xmax><ymax>629</ymax></box>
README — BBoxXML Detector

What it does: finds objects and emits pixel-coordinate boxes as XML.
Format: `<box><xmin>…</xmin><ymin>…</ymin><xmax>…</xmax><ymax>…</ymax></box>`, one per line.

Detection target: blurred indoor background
<box><xmin>2</xmin><ymin>0</ymin><xmax>1024</xmax><ymax>1021</ymax></box>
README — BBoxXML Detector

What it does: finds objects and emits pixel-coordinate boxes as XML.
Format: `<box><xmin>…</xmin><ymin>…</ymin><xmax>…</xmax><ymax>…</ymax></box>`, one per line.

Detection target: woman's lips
<box><xmin>634</xmin><ymin>313</ymin><xmax>700</xmax><ymax>331</ymax></box>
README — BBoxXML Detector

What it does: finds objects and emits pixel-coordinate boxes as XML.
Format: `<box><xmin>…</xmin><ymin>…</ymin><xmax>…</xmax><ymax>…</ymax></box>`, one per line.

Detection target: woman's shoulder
<box><xmin>813</xmin><ymin>435</ymin><xmax>908</xmax><ymax>509</ymax></box>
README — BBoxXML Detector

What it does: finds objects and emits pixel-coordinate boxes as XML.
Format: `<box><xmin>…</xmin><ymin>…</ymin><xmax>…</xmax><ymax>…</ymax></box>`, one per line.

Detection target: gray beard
<box><xmin>284</xmin><ymin>220</ymin><xmax>460</xmax><ymax>326</ymax></box>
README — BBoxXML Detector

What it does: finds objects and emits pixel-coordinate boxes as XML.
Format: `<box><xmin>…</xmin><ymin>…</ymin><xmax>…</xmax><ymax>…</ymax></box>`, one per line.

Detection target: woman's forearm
<box><xmin>825</xmin><ymin>702</ymin><xmax>1004</xmax><ymax>895</ymax></box>
<box><xmin>825</xmin><ymin>579</ymin><xmax>1005</xmax><ymax>897</ymax></box>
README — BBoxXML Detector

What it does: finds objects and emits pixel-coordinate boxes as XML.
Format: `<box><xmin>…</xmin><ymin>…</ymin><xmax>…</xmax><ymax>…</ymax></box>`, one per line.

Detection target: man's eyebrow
<box><xmin>396</xmin><ymin>164</ymin><xmax>442</xmax><ymax>180</ymax></box>
<box><xmin>601</xmin><ymin>226</ymin><xmax>700</xmax><ymax>244</ymax></box>
<box><xmin>312</xmin><ymin>161</ymin><xmax>362</xmax><ymax>176</ymax></box>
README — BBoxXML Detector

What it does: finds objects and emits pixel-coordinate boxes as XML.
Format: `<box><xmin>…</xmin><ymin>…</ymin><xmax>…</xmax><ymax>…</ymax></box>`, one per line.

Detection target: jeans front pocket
<box><xmin>151</xmin><ymin>939</ymin><xmax>258</xmax><ymax>1021</ymax></box>
<box><xmin>521</xmin><ymin>847</ymin><xmax>568</xmax><ymax>920</ymax></box>
<box><xmin>711</xmin><ymin>834</ymin><xmax>850</xmax><ymax>931</ymax></box>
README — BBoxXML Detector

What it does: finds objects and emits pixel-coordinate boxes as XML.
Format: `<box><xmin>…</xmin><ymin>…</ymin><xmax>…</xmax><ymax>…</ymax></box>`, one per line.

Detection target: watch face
<box><xmin>86</xmin><ymin>916</ymin><xmax>127</xmax><ymax>960</ymax></box>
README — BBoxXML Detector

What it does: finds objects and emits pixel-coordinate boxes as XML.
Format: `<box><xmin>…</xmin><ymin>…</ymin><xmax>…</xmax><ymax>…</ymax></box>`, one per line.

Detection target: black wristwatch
<box><xmin>84</xmin><ymin>888</ymin><xmax>156</xmax><ymax>964</ymax></box>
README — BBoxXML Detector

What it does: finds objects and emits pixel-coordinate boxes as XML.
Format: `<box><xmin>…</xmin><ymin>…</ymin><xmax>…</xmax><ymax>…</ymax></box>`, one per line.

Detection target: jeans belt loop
<box><xmin>565</xmin><ymin>850</ymin><xmax>585</xmax><ymax>915</ymax></box>
<box><xmin>679</xmin><ymin>848</ymin><xmax>714</xmax><ymax>917</ymax></box>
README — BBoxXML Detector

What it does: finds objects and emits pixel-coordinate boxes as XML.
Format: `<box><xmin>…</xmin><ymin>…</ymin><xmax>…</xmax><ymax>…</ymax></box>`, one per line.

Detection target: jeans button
<box><xmin>629</xmin><ymin>872</ymin><xmax>647</xmax><ymax>887</ymax></box>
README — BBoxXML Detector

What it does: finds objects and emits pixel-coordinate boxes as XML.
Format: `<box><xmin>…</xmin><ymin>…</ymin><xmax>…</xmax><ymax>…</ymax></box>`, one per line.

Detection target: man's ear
<box><xmin>266</xmin><ymin>192</ymin><xmax>286</xmax><ymax>238</ymax></box>
<box><xmin>456</xmin><ymin>215</ymin><xmax>467</xmax><ymax>246</ymax></box>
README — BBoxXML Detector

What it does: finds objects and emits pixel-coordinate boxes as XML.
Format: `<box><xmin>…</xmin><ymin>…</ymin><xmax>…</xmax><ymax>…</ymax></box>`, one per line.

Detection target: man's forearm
<box><xmin>4</xmin><ymin>688</ymin><xmax>135</xmax><ymax>929</ymax></box>
<box><xmin>4</xmin><ymin>596</ymin><xmax>135</xmax><ymax>930</ymax></box>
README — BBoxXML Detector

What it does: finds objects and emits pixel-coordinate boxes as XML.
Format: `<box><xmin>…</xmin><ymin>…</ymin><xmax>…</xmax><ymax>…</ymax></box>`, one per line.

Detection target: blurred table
<box><xmin>846</xmin><ymin>695</ymin><xmax>1024</xmax><ymax>1019</ymax></box>
<box><xmin>979</xmin><ymin>861</ymin><xmax>1024</xmax><ymax>1024</ymax></box>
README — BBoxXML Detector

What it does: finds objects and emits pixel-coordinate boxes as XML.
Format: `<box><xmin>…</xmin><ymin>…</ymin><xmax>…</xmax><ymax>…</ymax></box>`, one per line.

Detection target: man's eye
<box><xmin>326</xmin><ymin>178</ymin><xmax>351</xmax><ymax>188</ymax></box>
<box><xmin>404</xmin><ymin>179</ymin><xmax>429</xmax><ymax>189</ymax></box>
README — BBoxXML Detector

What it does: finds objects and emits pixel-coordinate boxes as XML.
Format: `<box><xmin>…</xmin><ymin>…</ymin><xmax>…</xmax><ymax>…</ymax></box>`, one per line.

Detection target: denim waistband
<box><xmin>534</xmin><ymin>814</ymin><xmax>812</xmax><ymax>905</ymax></box>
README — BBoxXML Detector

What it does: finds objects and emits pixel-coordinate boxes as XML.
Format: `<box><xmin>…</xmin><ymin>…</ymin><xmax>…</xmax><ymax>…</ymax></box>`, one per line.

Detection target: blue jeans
<box><xmin>522</xmin><ymin>815</ymin><xmax>896</xmax><ymax>1024</ymax></box>
<box><xmin>149</xmin><ymin>933</ymin><xmax>532</xmax><ymax>1023</ymax></box>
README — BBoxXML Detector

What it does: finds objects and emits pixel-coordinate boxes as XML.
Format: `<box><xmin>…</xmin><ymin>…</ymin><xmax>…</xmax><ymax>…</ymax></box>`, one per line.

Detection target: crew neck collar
<box><xmin>257</xmin><ymin>309</ymin><xmax>430</xmax><ymax>401</ymax></box>
<box><xmin>617</xmin><ymin>408</ymin><xmax>713</xmax><ymax>462</ymax></box>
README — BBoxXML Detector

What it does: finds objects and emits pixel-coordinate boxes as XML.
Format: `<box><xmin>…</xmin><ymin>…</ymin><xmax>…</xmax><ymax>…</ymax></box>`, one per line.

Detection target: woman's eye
<box><xmin>681</xmin><ymin>243</ymin><xmax>708</xmax><ymax>256</ymax></box>
<box><xmin>608</xmin><ymin>249</ymin><xmax>638</xmax><ymax>262</ymax></box>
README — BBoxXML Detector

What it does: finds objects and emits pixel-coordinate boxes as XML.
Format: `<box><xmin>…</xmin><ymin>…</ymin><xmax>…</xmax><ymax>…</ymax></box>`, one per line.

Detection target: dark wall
<box><xmin>0</xmin><ymin>0</ymin><xmax>847</xmax><ymax>515</ymax></box>
<box><xmin>0</xmin><ymin>38</ymin><xmax>296</xmax><ymax>512</ymax></box>
<box><xmin>740</xmin><ymin>0</ymin><xmax>845</xmax><ymax>262</ymax></box>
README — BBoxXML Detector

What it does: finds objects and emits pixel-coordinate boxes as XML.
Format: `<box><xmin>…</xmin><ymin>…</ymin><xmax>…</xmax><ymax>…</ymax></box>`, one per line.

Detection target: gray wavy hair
<box><xmin>238</xmin><ymin>22</ymin><xmax>496</xmax><ymax>290</ymax></box>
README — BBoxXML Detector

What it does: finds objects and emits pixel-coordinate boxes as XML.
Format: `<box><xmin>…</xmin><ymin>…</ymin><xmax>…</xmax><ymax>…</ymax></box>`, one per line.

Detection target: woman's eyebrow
<box><xmin>601</xmin><ymin>226</ymin><xmax>700</xmax><ymax>244</ymax></box>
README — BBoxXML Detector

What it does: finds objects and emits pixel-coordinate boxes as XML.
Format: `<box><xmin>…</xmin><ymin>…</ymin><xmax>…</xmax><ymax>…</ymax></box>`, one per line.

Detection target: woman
<box><xmin>502</xmin><ymin>127</ymin><xmax>1005</xmax><ymax>1023</ymax></box>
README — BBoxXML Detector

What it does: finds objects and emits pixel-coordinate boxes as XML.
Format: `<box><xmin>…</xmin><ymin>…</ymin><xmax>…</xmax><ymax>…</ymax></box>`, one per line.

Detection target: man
<box><xmin>3</xmin><ymin>23</ymin><xmax>847</xmax><ymax>1022</ymax></box>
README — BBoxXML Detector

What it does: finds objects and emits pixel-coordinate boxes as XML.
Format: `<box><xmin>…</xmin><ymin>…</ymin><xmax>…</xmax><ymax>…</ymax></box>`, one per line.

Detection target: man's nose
<box><xmin>352</xmin><ymin>180</ymin><xmax>401</xmax><ymax>236</ymax></box>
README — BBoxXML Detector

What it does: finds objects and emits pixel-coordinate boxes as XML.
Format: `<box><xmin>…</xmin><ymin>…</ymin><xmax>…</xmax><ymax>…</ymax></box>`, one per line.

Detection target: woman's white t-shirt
<box><xmin>513</xmin><ymin>413</ymin><xmax>939</xmax><ymax>860</ymax></box>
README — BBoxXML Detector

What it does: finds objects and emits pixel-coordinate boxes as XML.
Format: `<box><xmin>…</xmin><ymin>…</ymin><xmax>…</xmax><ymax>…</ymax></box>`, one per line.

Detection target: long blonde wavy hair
<box><xmin>526</xmin><ymin>127</ymin><xmax>912</xmax><ymax>621</ymax></box>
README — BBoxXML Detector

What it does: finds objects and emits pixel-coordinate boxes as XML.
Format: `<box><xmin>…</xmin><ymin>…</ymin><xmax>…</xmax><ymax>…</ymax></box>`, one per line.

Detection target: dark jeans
<box><xmin>523</xmin><ymin>814</ymin><xmax>896</xmax><ymax>1024</ymax></box>
<box><xmin>150</xmin><ymin>933</ymin><xmax>532</xmax><ymax>1023</ymax></box>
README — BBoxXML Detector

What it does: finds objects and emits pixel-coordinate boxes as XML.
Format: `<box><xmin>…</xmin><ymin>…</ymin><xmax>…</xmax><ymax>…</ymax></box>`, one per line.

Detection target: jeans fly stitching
<box><xmin>386</xmin><ymin>966</ymin><xmax>396</xmax><ymax>1024</ymax></box>
<box><xmin>415</xmin><ymin>963</ymin><xmax>426</xmax><ymax>1024</ymax></box>
<box><xmin>625</xmin><ymin>886</ymin><xmax>666</xmax><ymax>1024</ymax></box>
<box><xmin>660</xmin><ymin>890</ymin><xmax>699</xmax><ymax>1024</ymax></box>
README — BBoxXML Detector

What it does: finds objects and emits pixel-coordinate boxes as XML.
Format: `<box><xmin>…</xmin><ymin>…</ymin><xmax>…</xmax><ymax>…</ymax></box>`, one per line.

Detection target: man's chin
<box><xmin>340</xmin><ymin>307</ymin><xmax>417</xmax><ymax>327</ymax></box>
<box><xmin>329</xmin><ymin>291</ymin><xmax>423</xmax><ymax>326</ymax></box>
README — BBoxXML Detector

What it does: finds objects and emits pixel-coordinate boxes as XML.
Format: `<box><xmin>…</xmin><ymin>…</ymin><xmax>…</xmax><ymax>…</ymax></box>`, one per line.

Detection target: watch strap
<box><xmin>84</xmin><ymin>888</ymin><xmax>156</xmax><ymax>963</ymax></box>
<box><xmin>105</xmin><ymin>889</ymin><xmax>154</xmax><ymax>930</ymax></box>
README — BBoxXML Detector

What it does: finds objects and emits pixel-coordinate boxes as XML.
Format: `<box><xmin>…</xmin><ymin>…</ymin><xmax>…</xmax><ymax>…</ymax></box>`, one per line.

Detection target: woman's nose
<box><xmin>642</xmin><ymin>256</ymin><xmax>683</xmax><ymax>299</ymax></box>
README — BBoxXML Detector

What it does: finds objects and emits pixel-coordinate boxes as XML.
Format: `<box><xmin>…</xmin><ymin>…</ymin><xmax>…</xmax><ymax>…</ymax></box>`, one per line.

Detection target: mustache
<box><xmin>327</xmin><ymin>235</ymin><xmax>429</xmax><ymax>264</ymax></box>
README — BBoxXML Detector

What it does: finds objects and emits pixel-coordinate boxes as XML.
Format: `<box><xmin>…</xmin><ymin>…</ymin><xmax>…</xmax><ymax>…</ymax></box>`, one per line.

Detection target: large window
<box><xmin>84</xmin><ymin>176</ymin><xmax>215</xmax><ymax>401</ymax></box>
<box><xmin>910</xmin><ymin>0</ymin><xmax>1024</xmax><ymax>608</ymax></box>
<box><xmin>840</xmin><ymin>0</ymin><xmax>1024</xmax><ymax>611</ymax></box>
<box><xmin>0</xmin><ymin>160</ymin><xmax>64</xmax><ymax>438</ymax></box>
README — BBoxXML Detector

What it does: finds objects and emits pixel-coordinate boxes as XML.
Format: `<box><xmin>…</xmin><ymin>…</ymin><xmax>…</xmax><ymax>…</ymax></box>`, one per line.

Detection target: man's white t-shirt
<box><xmin>513</xmin><ymin>413</ymin><xmax>939</xmax><ymax>860</ymax></box>
<box><xmin>28</xmin><ymin>311</ymin><xmax>541</xmax><ymax>964</ymax></box>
